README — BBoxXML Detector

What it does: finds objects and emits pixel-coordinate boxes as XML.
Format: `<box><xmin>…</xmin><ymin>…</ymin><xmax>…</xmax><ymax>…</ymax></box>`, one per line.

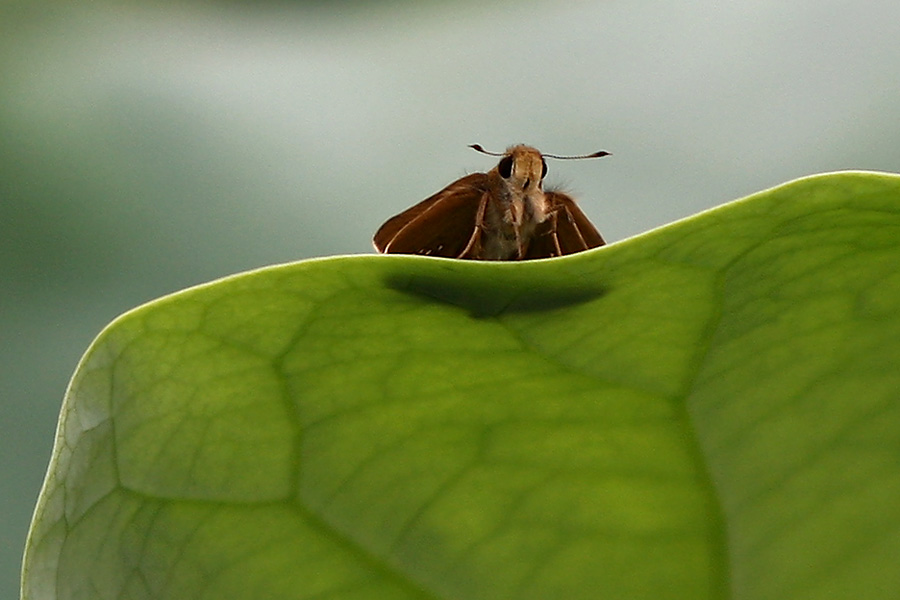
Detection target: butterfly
<box><xmin>373</xmin><ymin>144</ymin><xmax>609</xmax><ymax>260</ymax></box>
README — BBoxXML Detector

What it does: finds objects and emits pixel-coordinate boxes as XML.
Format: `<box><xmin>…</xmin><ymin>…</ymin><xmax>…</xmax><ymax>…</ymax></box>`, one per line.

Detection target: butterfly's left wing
<box><xmin>374</xmin><ymin>173</ymin><xmax>489</xmax><ymax>258</ymax></box>
<box><xmin>524</xmin><ymin>191</ymin><xmax>605</xmax><ymax>259</ymax></box>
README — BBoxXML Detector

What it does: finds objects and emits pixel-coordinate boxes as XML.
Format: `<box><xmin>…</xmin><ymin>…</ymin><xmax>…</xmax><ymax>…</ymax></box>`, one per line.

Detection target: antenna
<box><xmin>467</xmin><ymin>144</ymin><xmax>505</xmax><ymax>157</ymax></box>
<box><xmin>542</xmin><ymin>150</ymin><xmax>610</xmax><ymax>160</ymax></box>
<box><xmin>468</xmin><ymin>144</ymin><xmax>610</xmax><ymax>160</ymax></box>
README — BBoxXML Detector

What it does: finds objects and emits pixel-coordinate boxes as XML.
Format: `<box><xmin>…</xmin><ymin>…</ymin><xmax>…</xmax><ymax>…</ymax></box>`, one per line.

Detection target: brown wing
<box><xmin>523</xmin><ymin>192</ymin><xmax>604</xmax><ymax>259</ymax></box>
<box><xmin>373</xmin><ymin>173</ymin><xmax>489</xmax><ymax>258</ymax></box>
<box><xmin>545</xmin><ymin>191</ymin><xmax>605</xmax><ymax>254</ymax></box>
<box><xmin>523</xmin><ymin>212</ymin><xmax>563</xmax><ymax>259</ymax></box>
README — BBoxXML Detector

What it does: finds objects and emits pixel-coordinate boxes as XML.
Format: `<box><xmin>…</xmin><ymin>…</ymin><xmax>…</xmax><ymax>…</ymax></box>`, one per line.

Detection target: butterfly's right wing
<box><xmin>523</xmin><ymin>191</ymin><xmax>605</xmax><ymax>259</ymax></box>
<box><xmin>374</xmin><ymin>173</ymin><xmax>489</xmax><ymax>258</ymax></box>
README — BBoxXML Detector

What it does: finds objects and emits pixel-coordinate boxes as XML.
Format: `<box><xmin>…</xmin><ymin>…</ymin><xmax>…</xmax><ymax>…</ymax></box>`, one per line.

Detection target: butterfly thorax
<box><xmin>481</xmin><ymin>146</ymin><xmax>551</xmax><ymax>259</ymax></box>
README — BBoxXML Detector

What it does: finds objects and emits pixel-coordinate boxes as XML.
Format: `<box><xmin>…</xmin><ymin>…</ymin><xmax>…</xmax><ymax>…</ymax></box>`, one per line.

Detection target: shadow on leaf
<box><xmin>384</xmin><ymin>272</ymin><xmax>605</xmax><ymax>318</ymax></box>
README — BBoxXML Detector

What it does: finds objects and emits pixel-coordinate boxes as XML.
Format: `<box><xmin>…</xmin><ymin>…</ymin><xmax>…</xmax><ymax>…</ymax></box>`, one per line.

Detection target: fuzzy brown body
<box><xmin>373</xmin><ymin>145</ymin><xmax>606</xmax><ymax>260</ymax></box>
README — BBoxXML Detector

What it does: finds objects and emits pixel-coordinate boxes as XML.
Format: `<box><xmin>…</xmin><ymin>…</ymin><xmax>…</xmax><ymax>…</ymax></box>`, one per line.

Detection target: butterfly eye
<box><xmin>541</xmin><ymin>159</ymin><xmax>548</xmax><ymax>179</ymax></box>
<box><xmin>498</xmin><ymin>155</ymin><xmax>513</xmax><ymax>179</ymax></box>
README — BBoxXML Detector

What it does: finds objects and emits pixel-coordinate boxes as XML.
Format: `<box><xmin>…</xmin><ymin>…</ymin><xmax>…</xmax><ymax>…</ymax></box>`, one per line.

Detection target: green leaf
<box><xmin>22</xmin><ymin>172</ymin><xmax>900</xmax><ymax>599</ymax></box>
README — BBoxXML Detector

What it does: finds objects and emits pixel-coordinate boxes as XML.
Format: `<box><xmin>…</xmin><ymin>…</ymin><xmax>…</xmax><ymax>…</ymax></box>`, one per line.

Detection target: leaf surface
<box><xmin>23</xmin><ymin>172</ymin><xmax>900</xmax><ymax>600</ymax></box>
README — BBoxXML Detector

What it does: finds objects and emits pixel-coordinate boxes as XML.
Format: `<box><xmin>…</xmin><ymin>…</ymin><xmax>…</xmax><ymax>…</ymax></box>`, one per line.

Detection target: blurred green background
<box><xmin>3</xmin><ymin>1</ymin><xmax>900</xmax><ymax>596</ymax></box>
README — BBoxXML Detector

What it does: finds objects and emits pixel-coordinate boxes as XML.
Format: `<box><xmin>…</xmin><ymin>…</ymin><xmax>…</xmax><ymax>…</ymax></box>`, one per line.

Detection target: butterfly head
<box><xmin>494</xmin><ymin>145</ymin><xmax>547</xmax><ymax>193</ymax></box>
